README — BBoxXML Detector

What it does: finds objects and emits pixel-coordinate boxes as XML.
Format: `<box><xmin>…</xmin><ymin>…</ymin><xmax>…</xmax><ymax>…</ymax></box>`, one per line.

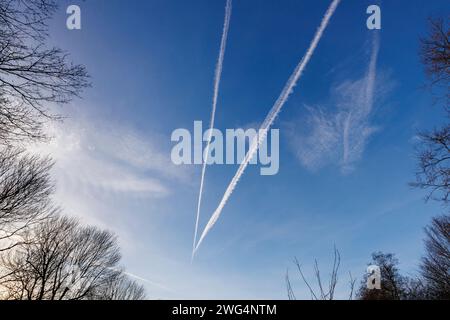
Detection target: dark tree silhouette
<box><xmin>0</xmin><ymin>0</ymin><xmax>88</xmax><ymax>249</ymax></box>
<box><xmin>89</xmin><ymin>271</ymin><xmax>146</xmax><ymax>300</ymax></box>
<box><xmin>420</xmin><ymin>17</ymin><xmax>450</xmax><ymax>106</ymax></box>
<box><xmin>412</xmin><ymin>126</ymin><xmax>450</xmax><ymax>203</ymax></box>
<box><xmin>411</xmin><ymin>18</ymin><xmax>450</xmax><ymax>203</ymax></box>
<box><xmin>0</xmin><ymin>0</ymin><xmax>89</xmax><ymax>145</ymax></box>
<box><xmin>357</xmin><ymin>252</ymin><xmax>407</xmax><ymax>300</ymax></box>
<box><xmin>0</xmin><ymin>148</ymin><xmax>54</xmax><ymax>252</ymax></box>
<box><xmin>421</xmin><ymin>215</ymin><xmax>450</xmax><ymax>299</ymax></box>
<box><xmin>409</xmin><ymin>17</ymin><xmax>450</xmax><ymax>301</ymax></box>
<box><xmin>0</xmin><ymin>215</ymin><xmax>145</xmax><ymax>300</ymax></box>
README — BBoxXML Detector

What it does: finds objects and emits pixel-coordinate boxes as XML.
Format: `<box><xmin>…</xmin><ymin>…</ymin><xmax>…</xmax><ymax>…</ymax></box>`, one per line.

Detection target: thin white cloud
<box><xmin>290</xmin><ymin>34</ymin><xmax>390</xmax><ymax>173</ymax></box>
<box><xmin>25</xmin><ymin>108</ymin><xmax>195</xmax><ymax>228</ymax></box>
<box><xmin>91</xmin><ymin>126</ymin><xmax>190</xmax><ymax>183</ymax></box>
<box><xmin>29</xmin><ymin>119</ymin><xmax>177</xmax><ymax>198</ymax></box>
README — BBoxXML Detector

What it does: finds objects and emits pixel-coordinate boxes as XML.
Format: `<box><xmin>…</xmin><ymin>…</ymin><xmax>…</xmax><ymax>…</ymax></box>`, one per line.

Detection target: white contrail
<box><xmin>122</xmin><ymin>271</ymin><xmax>175</xmax><ymax>293</ymax></box>
<box><xmin>194</xmin><ymin>0</ymin><xmax>341</xmax><ymax>255</ymax></box>
<box><xmin>192</xmin><ymin>0</ymin><xmax>233</xmax><ymax>258</ymax></box>
<box><xmin>108</xmin><ymin>267</ymin><xmax>175</xmax><ymax>293</ymax></box>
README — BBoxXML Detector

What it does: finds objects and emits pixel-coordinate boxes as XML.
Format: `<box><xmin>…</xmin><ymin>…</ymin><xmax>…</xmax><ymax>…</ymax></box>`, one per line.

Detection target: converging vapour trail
<box><xmin>192</xmin><ymin>0</ymin><xmax>233</xmax><ymax>258</ymax></box>
<box><xmin>193</xmin><ymin>0</ymin><xmax>341</xmax><ymax>255</ymax></box>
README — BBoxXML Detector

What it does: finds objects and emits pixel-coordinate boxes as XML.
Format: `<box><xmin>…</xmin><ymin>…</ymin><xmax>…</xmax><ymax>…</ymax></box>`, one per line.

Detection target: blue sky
<box><xmin>35</xmin><ymin>0</ymin><xmax>450</xmax><ymax>299</ymax></box>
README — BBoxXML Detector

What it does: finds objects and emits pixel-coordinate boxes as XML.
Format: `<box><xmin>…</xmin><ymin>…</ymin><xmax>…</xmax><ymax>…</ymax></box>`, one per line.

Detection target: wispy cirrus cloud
<box><xmin>29</xmin><ymin>112</ymin><xmax>190</xmax><ymax>200</ymax></box>
<box><xmin>289</xmin><ymin>34</ymin><xmax>391</xmax><ymax>173</ymax></box>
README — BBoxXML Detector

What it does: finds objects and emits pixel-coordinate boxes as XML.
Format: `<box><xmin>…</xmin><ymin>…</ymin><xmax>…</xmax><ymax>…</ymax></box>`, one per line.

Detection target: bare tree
<box><xmin>285</xmin><ymin>269</ymin><xmax>296</xmax><ymax>300</ymax></box>
<box><xmin>0</xmin><ymin>0</ymin><xmax>89</xmax><ymax>145</ymax></box>
<box><xmin>0</xmin><ymin>147</ymin><xmax>54</xmax><ymax>252</ymax></box>
<box><xmin>420</xmin><ymin>17</ymin><xmax>450</xmax><ymax>106</ymax></box>
<box><xmin>0</xmin><ymin>215</ymin><xmax>145</xmax><ymax>300</ymax></box>
<box><xmin>286</xmin><ymin>247</ymin><xmax>356</xmax><ymax>300</ymax></box>
<box><xmin>412</xmin><ymin>18</ymin><xmax>450</xmax><ymax>203</ymax></box>
<box><xmin>411</xmin><ymin>126</ymin><xmax>450</xmax><ymax>204</ymax></box>
<box><xmin>0</xmin><ymin>0</ymin><xmax>88</xmax><ymax>254</ymax></box>
<box><xmin>421</xmin><ymin>215</ymin><xmax>450</xmax><ymax>299</ymax></box>
<box><xmin>409</xmin><ymin>17</ymin><xmax>450</xmax><ymax>301</ymax></box>
<box><xmin>403</xmin><ymin>277</ymin><xmax>429</xmax><ymax>300</ymax></box>
<box><xmin>348</xmin><ymin>271</ymin><xmax>356</xmax><ymax>300</ymax></box>
<box><xmin>89</xmin><ymin>271</ymin><xmax>146</xmax><ymax>300</ymax></box>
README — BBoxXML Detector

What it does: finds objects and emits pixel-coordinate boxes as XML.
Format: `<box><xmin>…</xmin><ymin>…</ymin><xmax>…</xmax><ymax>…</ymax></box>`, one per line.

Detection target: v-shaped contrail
<box><xmin>194</xmin><ymin>0</ymin><xmax>341</xmax><ymax>255</ymax></box>
<box><xmin>192</xmin><ymin>0</ymin><xmax>233</xmax><ymax>259</ymax></box>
